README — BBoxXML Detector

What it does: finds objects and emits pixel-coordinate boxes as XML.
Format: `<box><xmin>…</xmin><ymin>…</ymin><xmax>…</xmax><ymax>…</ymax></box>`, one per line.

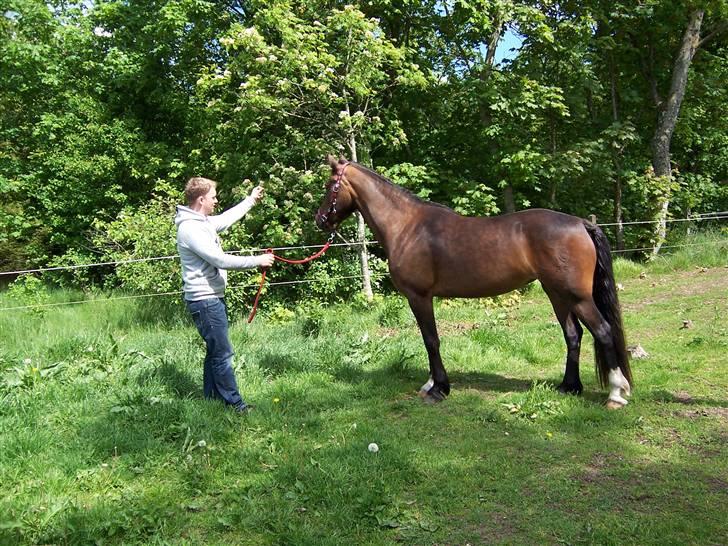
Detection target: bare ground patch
<box><xmin>623</xmin><ymin>266</ymin><xmax>728</xmax><ymax>312</ymax></box>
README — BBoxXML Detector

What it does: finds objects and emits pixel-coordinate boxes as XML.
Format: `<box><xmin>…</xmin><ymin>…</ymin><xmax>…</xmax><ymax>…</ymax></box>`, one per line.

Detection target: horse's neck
<box><xmin>350</xmin><ymin>172</ymin><xmax>417</xmax><ymax>253</ymax></box>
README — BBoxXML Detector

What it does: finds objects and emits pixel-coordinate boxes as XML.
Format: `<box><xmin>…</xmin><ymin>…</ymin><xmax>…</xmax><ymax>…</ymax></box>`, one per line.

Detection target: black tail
<box><xmin>583</xmin><ymin>221</ymin><xmax>632</xmax><ymax>388</ymax></box>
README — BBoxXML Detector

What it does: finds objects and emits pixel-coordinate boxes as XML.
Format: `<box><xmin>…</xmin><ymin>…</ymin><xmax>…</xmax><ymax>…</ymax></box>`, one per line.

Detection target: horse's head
<box><xmin>315</xmin><ymin>155</ymin><xmax>356</xmax><ymax>232</ymax></box>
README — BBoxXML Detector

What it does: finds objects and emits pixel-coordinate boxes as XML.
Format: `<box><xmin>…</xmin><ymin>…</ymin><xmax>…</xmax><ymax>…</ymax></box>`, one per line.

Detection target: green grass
<box><xmin>1</xmin><ymin>236</ymin><xmax>726</xmax><ymax>545</ymax></box>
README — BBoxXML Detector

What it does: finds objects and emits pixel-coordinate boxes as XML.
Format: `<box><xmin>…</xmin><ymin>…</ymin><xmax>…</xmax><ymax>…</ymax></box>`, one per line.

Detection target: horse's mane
<box><xmin>350</xmin><ymin>162</ymin><xmax>453</xmax><ymax>212</ymax></box>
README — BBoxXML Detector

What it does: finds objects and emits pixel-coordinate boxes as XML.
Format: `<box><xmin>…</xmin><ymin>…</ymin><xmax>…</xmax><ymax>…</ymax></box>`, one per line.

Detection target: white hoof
<box><xmin>609</xmin><ymin>368</ymin><xmax>631</xmax><ymax>401</ymax></box>
<box><xmin>418</xmin><ymin>377</ymin><xmax>434</xmax><ymax>397</ymax></box>
<box><xmin>606</xmin><ymin>398</ymin><xmax>627</xmax><ymax>410</ymax></box>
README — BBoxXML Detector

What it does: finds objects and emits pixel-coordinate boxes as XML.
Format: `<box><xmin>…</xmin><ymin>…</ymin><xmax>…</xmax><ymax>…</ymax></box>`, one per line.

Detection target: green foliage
<box><xmin>296</xmin><ymin>302</ymin><xmax>326</xmax><ymax>337</ymax></box>
<box><xmin>377</xmin><ymin>296</ymin><xmax>407</xmax><ymax>328</ymax></box>
<box><xmin>90</xmin><ymin>181</ymin><xmax>182</xmax><ymax>292</ymax></box>
<box><xmin>6</xmin><ymin>275</ymin><xmax>49</xmax><ymax>316</ymax></box>
<box><xmin>502</xmin><ymin>381</ymin><xmax>563</xmax><ymax>421</ymax></box>
<box><xmin>1</xmin><ymin>0</ymin><xmax>727</xmax><ymax>303</ymax></box>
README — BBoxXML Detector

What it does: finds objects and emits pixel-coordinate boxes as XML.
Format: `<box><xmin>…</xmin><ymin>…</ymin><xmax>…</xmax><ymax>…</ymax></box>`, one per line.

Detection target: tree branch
<box><xmin>698</xmin><ymin>21</ymin><xmax>728</xmax><ymax>48</ymax></box>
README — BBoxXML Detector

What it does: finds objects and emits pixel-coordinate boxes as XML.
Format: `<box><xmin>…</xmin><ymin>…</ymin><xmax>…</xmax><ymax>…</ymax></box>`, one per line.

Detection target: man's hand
<box><xmin>250</xmin><ymin>185</ymin><xmax>265</xmax><ymax>203</ymax></box>
<box><xmin>258</xmin><ymin>253</ymin><xmax>275</xmax><ymax>268</ymax></box>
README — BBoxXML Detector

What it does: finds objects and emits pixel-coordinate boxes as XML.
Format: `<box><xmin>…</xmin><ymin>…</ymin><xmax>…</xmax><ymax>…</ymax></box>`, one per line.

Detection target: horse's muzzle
<box><xmin>314</xmin><ymin>212</ymin><xmax>330</xmax><ymax>231</ymax></box>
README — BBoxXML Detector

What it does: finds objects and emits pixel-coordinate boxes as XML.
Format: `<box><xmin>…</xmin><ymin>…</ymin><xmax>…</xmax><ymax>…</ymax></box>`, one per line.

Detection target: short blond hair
<box><xmin>184</xmin><ymin>177</ymin><xmax>217</xmax><ymax>205</ymax></box>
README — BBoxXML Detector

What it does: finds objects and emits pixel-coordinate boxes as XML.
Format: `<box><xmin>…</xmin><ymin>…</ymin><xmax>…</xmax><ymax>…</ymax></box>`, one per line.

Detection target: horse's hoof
<box><xmin>556</xmin><ymin>382</ymin><xmax>583</xmax><ymax>395</ymax></box>
<box><xmin>605</xmin><ymin>399</ymin><xmax>627</xmax><ymax>410</ymax></box>
<box><xmin>421</xmin><ymin>388</ymin><xmax>447</xmax><ymax>405</ymax></box>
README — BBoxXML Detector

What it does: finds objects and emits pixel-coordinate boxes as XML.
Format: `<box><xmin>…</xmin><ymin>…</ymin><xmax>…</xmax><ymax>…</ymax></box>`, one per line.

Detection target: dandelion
<box><xmin>273</xmin><ymin>398</ymin><xmax>280</xmax><ymax>403</ymax></box>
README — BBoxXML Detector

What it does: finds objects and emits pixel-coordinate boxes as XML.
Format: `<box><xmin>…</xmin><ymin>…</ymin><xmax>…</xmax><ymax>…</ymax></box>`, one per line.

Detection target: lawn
<box><xmin>1</xmin><ymin>241</ymin><xmax>726</xmax><ymax>545</ymax></box>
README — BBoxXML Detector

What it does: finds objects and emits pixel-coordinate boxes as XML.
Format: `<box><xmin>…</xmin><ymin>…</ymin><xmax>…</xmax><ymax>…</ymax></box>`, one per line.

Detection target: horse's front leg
<box><xmin>406</xmin><ymin>294</ymin><xmax>450</xmax><ymax>403</ymax></box>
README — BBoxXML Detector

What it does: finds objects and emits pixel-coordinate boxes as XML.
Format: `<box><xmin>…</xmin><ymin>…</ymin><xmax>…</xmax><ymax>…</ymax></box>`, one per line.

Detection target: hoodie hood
<box><xmin>175</xmin><ymin>205</ymin><xmax>206</xmax><ymax>226</ymax></box>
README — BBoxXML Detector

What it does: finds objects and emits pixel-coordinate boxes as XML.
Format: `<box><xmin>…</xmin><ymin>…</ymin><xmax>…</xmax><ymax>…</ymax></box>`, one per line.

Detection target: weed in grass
<box><xmin>502</xmin><ymin>381</ymin><xmax>564</xmax><ymax>421</ymax></box>
<box><xmin>343</xmin><ymin>332</ymin><xmax>385</xmax><ymax>367</ymax></box>
<box><xmin>264</xmin><ymin>303</ymin><xmax>296</xmax><ymax>324</ymax></box>
<box><xmin>377</xmin><ymin>296</ymin><xmax>406</xmax><ymax>327</ymax></box>
<box><xmin>383</xmin><ymin>345</ymin><xmax>416</xmax><ymax>376</ymax></box>
<box><xmin>297</xmin><ymin>302</ymin><xmax>326</xmax><ymax>337</ymax></box>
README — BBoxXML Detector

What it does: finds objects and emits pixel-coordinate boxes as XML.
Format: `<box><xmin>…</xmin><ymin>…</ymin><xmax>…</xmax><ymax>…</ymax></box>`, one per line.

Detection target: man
<box><xmin>175</xmin><ymin>177</ymin><xmax>274</xmax><ymax>413</ymax></box>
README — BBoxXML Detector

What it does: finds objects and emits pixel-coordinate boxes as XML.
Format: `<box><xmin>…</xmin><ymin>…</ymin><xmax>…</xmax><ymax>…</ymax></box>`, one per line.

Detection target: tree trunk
<box><xmin>503</xmin><ymin>184</ymin><xmax>516</xmax><ymax>213</ymax></box>
<box><xmin>650</xmin><ymin>9</ymin><xmax>704</xmax><ymax>256</ymax></box>
<box><xmin>346</xmin><ymin>127</ymin><xmax>373</xmax><ymax>302</ymax></box>
<box><xmin>614</xmin><ymin>176</ymin><xmax>624</xmax><ymax>251</ymax></box>
<box><xmin>609</xmin><ymin>52</ymin><xmax>625</xmax><ymax>251</ymax></box>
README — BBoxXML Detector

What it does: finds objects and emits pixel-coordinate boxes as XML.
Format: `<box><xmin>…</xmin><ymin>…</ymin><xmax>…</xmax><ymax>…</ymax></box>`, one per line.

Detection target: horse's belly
<box><xmin>432</xmin><ymin>269</ymin><xmax>534</xmax><ymax>298</ymax></box>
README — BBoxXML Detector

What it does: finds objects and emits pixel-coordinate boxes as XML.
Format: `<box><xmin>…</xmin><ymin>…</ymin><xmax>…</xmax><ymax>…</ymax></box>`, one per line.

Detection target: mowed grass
<box><xmin>1</xmin><ymin>236</ymin><xmax>726</xmax><ymax>545</ymax></box>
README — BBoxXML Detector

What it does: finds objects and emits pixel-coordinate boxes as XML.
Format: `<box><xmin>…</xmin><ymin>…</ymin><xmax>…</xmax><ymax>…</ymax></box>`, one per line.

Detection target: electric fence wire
<box><xmin>1</xmin><ymin>213</ymin><xmax>725</xmax><ymax>277</ymax></box>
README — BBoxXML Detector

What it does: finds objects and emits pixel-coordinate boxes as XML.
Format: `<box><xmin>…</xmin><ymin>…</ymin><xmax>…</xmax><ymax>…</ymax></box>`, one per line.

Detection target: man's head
<box><xmin>185</xmin><ymin>177</ymin><xmax>218</xmax><ymax>216</ymax></box>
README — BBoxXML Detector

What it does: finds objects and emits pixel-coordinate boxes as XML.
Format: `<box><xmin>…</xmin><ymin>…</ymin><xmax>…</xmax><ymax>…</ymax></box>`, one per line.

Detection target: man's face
<box><xmin>198</xmin><ymin>188</ymin><xmax>218</xmax><ymax>216</ymax></box>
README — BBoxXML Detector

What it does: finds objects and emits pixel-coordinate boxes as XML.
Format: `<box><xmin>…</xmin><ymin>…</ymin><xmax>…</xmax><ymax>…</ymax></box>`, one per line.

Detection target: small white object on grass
<box><xmin>368</xmin><ymin>443</ymin><xmax>379</xmax><ymax>453</ymax></box>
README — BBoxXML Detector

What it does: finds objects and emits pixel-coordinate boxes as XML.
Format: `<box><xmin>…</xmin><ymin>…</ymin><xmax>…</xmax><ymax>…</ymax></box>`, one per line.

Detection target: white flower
<box><xmin>94</xmin><ymin>27</ymin><xmax>112</xmax><ymax>38</ymax></box>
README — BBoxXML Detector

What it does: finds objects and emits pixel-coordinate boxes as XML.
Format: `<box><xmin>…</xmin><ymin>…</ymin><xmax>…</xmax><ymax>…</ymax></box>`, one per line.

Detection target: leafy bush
<box><xmin>377</xmin><ymin>296</ymin><xmax>407</xmax><ymax>327</ymax></box>
<box><xmin>6</xmin><ymin>275</ymin><xmax>50</xmax><ymax>317</ymax></box>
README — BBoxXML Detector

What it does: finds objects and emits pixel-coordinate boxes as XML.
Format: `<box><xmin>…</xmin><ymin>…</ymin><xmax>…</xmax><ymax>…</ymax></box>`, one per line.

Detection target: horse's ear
<box><xmin>327</xmin><ymin>154</ymin><xmax>338</xmax><ymax>169</ymax></box>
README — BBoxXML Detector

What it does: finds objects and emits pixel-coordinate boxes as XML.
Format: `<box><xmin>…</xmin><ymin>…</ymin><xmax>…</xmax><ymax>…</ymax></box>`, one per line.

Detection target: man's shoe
<box><xmin>234</xmin><ymin>403</ymin><xmax>253</xmax><ymax>414</ymax></box>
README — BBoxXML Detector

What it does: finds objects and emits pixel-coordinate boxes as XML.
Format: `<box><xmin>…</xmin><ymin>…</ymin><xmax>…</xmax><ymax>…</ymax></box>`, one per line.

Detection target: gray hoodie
<box><xmin>175</xmin><ymin>197</ymin><xmax>268</xmax><ymax>301</ymax></box>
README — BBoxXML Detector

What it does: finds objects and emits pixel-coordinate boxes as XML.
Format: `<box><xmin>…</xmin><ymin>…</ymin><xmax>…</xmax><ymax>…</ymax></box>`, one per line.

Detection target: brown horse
<box><xmin>315</xmin><ymin>156</ymin><xmax>632</xmax><ymax>408</ymax></box>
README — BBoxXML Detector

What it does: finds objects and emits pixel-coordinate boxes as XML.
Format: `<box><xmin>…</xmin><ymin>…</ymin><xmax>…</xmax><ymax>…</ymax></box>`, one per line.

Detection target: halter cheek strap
<box><xmin>319</xmin><ymin>162</ymin><xmax>349</xmax><ymax>225</ymax></box>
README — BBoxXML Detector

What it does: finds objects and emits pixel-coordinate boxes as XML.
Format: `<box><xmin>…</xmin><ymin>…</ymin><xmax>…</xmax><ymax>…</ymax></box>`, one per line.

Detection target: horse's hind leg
<box><xmin>574</xmin><ymin>299</ymin><xmax>631</xmax><ymax>407</ymax></box>
<box><xmin>406</xmin><ymin>294</ymin><xmax>450</xmax><ymax>403</ymax></box>
<box><xmin>546</xmin><ymin>292</ymin><xmax>584</xmax><ymax>394</ymax></box>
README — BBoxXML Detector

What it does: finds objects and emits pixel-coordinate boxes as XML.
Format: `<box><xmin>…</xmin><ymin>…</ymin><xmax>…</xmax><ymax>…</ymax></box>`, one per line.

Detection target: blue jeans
<box><xmin>186</xmin><ymin>297</ymin><xmax>246</xmax><ymax>409</ymax></box>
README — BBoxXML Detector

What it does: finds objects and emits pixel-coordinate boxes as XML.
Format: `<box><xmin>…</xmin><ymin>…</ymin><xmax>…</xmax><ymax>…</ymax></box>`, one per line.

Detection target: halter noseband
<box><xmin>318</xmin><ymin>161</ymin><xmax>349</xmax><ymax>227</ymax></box>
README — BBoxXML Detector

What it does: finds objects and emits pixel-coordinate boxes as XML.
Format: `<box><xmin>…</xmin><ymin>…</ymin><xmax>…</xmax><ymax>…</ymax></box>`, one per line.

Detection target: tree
<box><xmin>196</xmin><ymin>2</ymin><xmax>425</xmax><ymax>300</ymax></box>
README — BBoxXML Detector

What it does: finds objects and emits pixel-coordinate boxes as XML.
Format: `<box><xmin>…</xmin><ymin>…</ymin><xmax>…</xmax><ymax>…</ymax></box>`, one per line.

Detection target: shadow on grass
<box><xmin>258</xmin><ymin>351</ymin><xmax>315</xmax><ymax>376</ymax></box>
<box><xmin>152</xmin><ymin>358</ymin><xmax>200</xmax><ymax>398</ymax></box>
<box><xmin>448</xmin><ymin>370</ymin><xmax>534</xmax><ymax>394</ymax></box>
<box><xmin>644</xmin><ymin>389</ymin><xmax>728</xmax><ymax>408</ymax></box>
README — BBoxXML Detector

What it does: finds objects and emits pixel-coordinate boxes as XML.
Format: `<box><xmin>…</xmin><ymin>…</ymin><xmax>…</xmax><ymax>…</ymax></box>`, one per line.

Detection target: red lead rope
<box><xmin>247</xmin><ymin>239</ymin><xmax>333</xmax><ymax>323</ymax></box>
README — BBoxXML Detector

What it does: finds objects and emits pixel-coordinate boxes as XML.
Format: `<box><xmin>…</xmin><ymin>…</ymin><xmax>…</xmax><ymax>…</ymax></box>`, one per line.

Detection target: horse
<box><xmin>315</xmin><ymin>156</ymin><xmax>633</xmax><ymax>409</ymax></box>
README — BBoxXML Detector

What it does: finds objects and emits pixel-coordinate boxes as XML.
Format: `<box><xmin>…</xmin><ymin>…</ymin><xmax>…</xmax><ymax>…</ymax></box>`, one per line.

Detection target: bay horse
<box><xmin>315</xmin><ymin>156</ymin><xmax>632</xmax><ymax>409</ymax></box>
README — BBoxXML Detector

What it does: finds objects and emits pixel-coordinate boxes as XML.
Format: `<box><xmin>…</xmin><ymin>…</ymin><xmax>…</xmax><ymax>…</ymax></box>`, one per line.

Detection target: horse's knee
<box><xmin>565</xmin><ymin>329</ymin><xmax>582</xmax><ymax>350</ymax></box>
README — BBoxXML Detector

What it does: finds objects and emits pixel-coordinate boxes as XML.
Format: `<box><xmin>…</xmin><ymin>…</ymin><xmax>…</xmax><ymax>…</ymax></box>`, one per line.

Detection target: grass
<box><xmin>0</xmin><ymin>233</ymin><xmax>726</xmax><ymax>545</ymax></box>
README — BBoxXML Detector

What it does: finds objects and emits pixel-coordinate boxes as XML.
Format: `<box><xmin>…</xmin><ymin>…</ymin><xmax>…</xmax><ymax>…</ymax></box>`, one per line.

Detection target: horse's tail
<box><xmin>583</xmin><ymin>221</ymin><xmax>632</xmax><ymax>389</ymax></box>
